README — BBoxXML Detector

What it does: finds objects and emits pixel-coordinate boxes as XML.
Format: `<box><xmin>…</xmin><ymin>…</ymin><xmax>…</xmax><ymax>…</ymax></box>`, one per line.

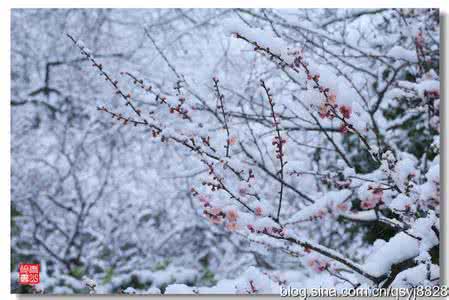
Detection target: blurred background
<box><xmin>11</xmin><ymin>8</ymin><xmax>439</xmax><ymax>294</ymax></box>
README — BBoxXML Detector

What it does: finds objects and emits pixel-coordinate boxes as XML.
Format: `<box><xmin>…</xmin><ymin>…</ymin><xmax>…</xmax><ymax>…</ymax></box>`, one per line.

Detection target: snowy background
<box><xmin>11</xmin><ymin>8</ymin><xmax>440</xmax><ymax>294</ymax></box>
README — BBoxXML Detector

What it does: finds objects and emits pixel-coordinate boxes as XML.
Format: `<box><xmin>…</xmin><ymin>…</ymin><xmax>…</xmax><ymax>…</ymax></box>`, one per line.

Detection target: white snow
<box><xmin>387</xmin><ymin>46</ymin><xmax>418</xmax><ymax>62</ymax></box>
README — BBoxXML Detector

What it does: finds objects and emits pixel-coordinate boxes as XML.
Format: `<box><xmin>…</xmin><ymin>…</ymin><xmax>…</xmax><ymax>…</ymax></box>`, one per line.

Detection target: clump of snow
<box><xmin>391</xmin><ymin>155</ymin><xmax>418</xmax><ymax>191</ymax></box>
<box><xmin>363</xmin><ymin>216</ymin><xmax>439</xmax><ymax>278</ymax></box>
<box><xmin>145</xmin><ymin>287</ymin><xmax>162</xmax><ymax>294</ymax></box>
<box><xmin>164</xmin><ymin>284</ymin><xmax>197</xmax><ymax>294</ymax></box>
<box><xmin>390</xmin><ymin>264</ymin><xmax>439</xmax><ymax>288</ymax></box>
<box><xmin>223</xmin><ymin>19</ymin><xmax>295</xmax><ymax>64</ymax></box>
<box><xmin>363</xmin><ymin>232</ymin><xmax>420</xmax><ymax>278</ymax></box>
<box><xmin>389</xmin><ymin>194</ymin><xmax>413</xmax><ymax>211</ymax></box>
<box><xmin>234</xmin><ymin>266</ymin><xmax>280</xmax><ymax>294</ymax></box>
<box><xmin>415</xmin><ymin>79</ymin><xmax>439</xmax><ymax>98</ymax></box>
<box><xmin>122</xmin><ymin>287</ymin><xmax>137</xmax><ymax>294</ymax></box>
<box><xmin>387</xmin><ymin>46</ymin><xmax>418</xmax><ymax>62</ymax></box>
<box><xmin>82</xmin><ymin>276</ymin><xmax>96</xmax><ymax>289</ymax></box>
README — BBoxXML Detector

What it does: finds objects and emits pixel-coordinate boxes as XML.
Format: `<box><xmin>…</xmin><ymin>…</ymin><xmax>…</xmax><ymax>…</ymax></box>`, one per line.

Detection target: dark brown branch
<box><xmin>260</xmin><ymin>80</ymin><xmax>286</xmax><ymax>222</ymax></box>
<box><xmin>265</xmin><ymin>231</ymin><xmax>386</xmax><ymax>284</ymax></box>
<box><xmin>213</xmin><ymin>77</ymin><xmax>231</xmax><ymax>158</ymax></box>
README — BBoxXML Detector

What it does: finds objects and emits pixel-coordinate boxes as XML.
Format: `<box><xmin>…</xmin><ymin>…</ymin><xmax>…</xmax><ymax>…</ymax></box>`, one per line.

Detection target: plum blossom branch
<box><xmin>66</xmin><ymin>33</ymin><xmax>146</xmax><ymax>122</ymax></box>
<box><xmin>213</xmin><ymin>77</ymin><xmax>232</xmax><ymax>158</ymax></box>
<box><xmin>263</xmin><ymin>231</ymin><xmax>386</xmax><ymax>284</ymax></box>
<box><xmin>260</xmin><ymin>79</ymin><xmax>286</xmax><ymax>221</ymax></box>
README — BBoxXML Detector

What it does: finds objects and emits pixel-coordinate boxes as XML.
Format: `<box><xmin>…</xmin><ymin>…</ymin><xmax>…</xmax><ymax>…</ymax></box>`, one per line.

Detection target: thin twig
<box><xmin>260</xmin><ymin>80</ymin><xmax>286</xmax><ymax>222</ymax></box>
